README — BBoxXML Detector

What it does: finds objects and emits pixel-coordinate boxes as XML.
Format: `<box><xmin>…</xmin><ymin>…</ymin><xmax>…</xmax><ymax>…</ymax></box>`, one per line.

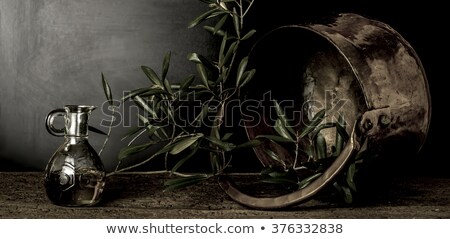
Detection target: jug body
<box><xmin>44</xmin><ymin>105</ymin><xmax>105</xmax><ymax>206</ymax></box>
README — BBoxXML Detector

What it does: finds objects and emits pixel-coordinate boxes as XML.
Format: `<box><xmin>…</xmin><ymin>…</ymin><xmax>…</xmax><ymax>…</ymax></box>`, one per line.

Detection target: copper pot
<box><xmin>219</xmin><ymin>13</ymin><xmax>431</xmax><ymax>209</ymax></box>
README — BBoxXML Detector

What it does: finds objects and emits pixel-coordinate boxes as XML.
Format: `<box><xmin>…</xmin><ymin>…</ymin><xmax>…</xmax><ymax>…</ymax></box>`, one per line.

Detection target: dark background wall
<box><xmin>0</xmin><ymin>0</ymin><xmax>210</xmax><ymax>171</ymax></box>
<box><xmin>1</xmin><ymin>0</ymin><xmax>447</xmax><ymax>176</ymax></box>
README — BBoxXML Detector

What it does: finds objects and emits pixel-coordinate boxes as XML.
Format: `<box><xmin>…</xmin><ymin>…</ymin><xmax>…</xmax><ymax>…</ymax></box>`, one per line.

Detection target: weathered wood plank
<box><xmin>0</xmin><ymin>172</ymin><xmax>449</xmax><ymax>218</ymax></box>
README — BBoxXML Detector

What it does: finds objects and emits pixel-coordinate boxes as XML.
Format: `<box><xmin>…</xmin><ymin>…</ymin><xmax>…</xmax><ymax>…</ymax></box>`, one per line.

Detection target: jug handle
<box><xmin>45</xmin><ymin>108</ymin><xmax>65</xmax><ymax>137</ymax></box>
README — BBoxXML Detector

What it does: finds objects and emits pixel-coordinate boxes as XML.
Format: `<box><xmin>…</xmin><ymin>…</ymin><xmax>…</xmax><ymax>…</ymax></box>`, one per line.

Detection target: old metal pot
<box><xmin>219</xmin><ymin>13</ymin><xmax>431</xmax><ymax>209</ymax></box>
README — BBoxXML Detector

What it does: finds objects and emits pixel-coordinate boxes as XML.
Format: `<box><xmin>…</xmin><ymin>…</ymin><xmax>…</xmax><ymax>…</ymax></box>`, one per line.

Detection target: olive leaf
<box><xmin>196</xmin><ymin>63</ymin><xmax>209</xmax><ymax>89</ymax></box>
<box><xmin>88</xmin><ymin>126</ymin><xmax>107</xmax><ymax>135</ymax></box>
<box><xmin>169</xmin><ymin>134</ymin><xmax>203</xmax><ymax>155</ymax></box>
<box><xmin>333</xmin><ymin>182</ymin><xmax>353</xmax><ymax>204</ymax></box>
<box><xmin>274</xmin><ymin>119</ymin><xmax>295</xmax><ymax>142</ymax></box>
<box><xmin>118</xmin><ymin>142</ymin><xmax>154</xmax><ymax>161</ymax></box>
<box><xmin>203</xmin><ymin>26</ymin><xmax>226</xmax><ymax>37</ymax></box>
<box><xmin>133</xmin><ymin>95</ymin><xmax>157</xmax><ymax>118</ymax></box>
<box><xmin>235</xmin><ymin>56</ymin><xmax>248</xmax><ymax>87</ymax></box>
<box><xmin>273</xmin><ymin>100</ymin><xmax>296</xmax><ymax>136</ymax></box>
<box><xmin>222</xmin><ymin>41</ymin><xmax>238</xmax><ymax>68</ymax></box>
<box><xmin>180</xmin><ymin>75</ymin><xmax>196</xmax><ymax>92</ymax></box>
<box><xmin>101</xmin><ymin>73</ymin><xmax>113</xmax><ymax>106</ymax></box>
<box><xmin>121</xmin><ymin>88</ymin><xmax>166</xmax><ymax>102</ymax></box>
<box><xmin>315</xmin><ymin>133</ymin><xmax>327</xmax><ymax>160</ymax></box>
<box><xmin>213</xmin><ymin>15</ymin><xmax>228</xmax><ymax>35</ymax></box>
<box><xmin>162</xmin><ymin>52</ymin><xmax>171</xmax><ymax>81</ymax></box>
<box><xmin>141</xmin><ymin>65</ymin><xmax>162</xmax><ymax>87</ymax></box>
<box><xmin>218</xmin><ymin>33</ymin><xmax>228</xmax><ymax>68</ymax></box>
<box><xmin>232</xmin><ymin>7</ymin><xmax>240</xmax><ymax>38</ymax></box>
<box><xmin>237</xmin><ymin>69</ymin><xmax>256</xmax><ymax>88</ymax></box>
<box><xmin>188</xmin><ymin>8</ymin><xmax>219</xmax><ymax>28</ymax></box>
<box><xmin>171</xmin><ymin>144</ymin><xmax>200</xmax><ymax>173</ymax></box>
<box><xmin>346</xmin><ymin>163</ymin><xmax>357</xmax><ymax>192</ymax></box>
<box><xmin>233</xmin><ymin>139</ymin><xmax>262</xmax><ymax>150</ymax></box>
<box><xmin>241</xmin><ymin>29</ymin><xmax>256</xmax><ymax>40</ymax></box>
<box><xmin>300</xmin><ymin>109</ymin><xmax>326</xmax><ymax>138</ymax></box>
<box><xmin>298</xmin><ymin>172</ymin><xmax>323</xmax><ymax>189</ymax></box>
<box><xmin>205</xmin><ymin>136</ymin><xmax>236</xmax><ymax>151</ymax></box>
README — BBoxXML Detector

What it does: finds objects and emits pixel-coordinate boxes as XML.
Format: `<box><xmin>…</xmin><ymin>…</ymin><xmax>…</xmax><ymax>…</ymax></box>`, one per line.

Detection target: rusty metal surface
<box><xmin>307</xmin><ymin>13</ymin><xmax>431</xmax><ymax>150</ymax></box>
<box><xmin>223</xmin><ymin>13</ymin><xmax>431</xmax><ymax>209</ymax></box>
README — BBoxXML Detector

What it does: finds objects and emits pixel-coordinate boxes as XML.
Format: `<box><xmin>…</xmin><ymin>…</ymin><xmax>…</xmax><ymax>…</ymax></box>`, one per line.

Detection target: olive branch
<box><xmin>99</xmin><ymin>0</ymin><xmax>363</xmax><ymax>203</ymax></box>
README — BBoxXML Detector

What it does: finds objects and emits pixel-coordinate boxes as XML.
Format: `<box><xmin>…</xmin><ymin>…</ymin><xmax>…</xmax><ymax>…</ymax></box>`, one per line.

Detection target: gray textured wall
<box><xmin>0</xmin><ymin>0</ymin><xmax>210</xmax><ymax>171</ymax></box>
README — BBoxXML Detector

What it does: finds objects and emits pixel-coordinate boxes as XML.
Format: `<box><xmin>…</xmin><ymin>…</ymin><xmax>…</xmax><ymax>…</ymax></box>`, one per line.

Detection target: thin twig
<box><xmin>98</xmin><ymin>106</ymin><xmax>116</xmax><ymax>156</ymax></box>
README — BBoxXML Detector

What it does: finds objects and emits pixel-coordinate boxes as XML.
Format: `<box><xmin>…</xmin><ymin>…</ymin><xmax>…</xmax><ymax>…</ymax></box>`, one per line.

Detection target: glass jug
<box><xmin>44</xmin><ymin>105</ymin><xmax>105</xmax><ymax>206</ymax></box>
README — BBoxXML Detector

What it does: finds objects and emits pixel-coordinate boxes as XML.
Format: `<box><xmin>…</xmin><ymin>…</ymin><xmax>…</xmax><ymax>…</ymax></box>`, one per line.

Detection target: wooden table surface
<box><xmin>1</xmin><ymin>172</ymin><xmax>449</xmax><ymax>218</ymax></box>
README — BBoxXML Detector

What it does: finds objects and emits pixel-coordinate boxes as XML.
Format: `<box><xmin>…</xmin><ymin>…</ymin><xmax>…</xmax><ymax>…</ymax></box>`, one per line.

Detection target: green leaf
<box><xmin>121</xmin><ymin>88</ymin><xmax>166</xmax><ymax>102</ymax></box>
<box><xmin>232</xmin><ymin>7</ymin><xmax>240</xmax><ymax>38</ymax></box>
<box><xmin>188</xmin><ymin>8</ymin><xmax>218</xmax><ymax>28</ymax></box>
<box><xmin>133</xmin><ymin>95</ymin><xmax>157</xmax><ymax>118</ymax></box>
<box><xmin>187</xmin><ymin>52</ymin><xmax>203</xmax><ymax>64</ymax></box>
<box><xmin>169</xmin><ymin>134</ymin><xmax>203</xmax><ymax>155</ymax></box>
<box><xmin>333</xmin><ymin>182</ymin><xmax>353</xmax><ymax>204</ymax></box>
<box><xmin>238</xmin><ymin>69</ymin><xmax>256</xmax><ymax>88</ymax></box>
<box><xmin>315</xmin><ymin>133</ymin><xmax>327</xmax><ymax>160</ymax></box>
<box><xmin>346</xmin><ymin>163</ymin><xmax>357</xmax><ymax>192</ymax></box>
<box><xmin>136</xmin><ymin>113</ymin><xmax>150</xmax><ymax>125</ymax></box>
<box><xmin>261</xmin><ymin>177</ymin><xmax>298</xmax><ymax>186</ymax></box>
<box><xmin>205</xmin><ymin>136</ymin><xmax>236</xmax><ymax>151</ymax></box>
<box><xmin>274</xmin><ymin>119</ymin><xmax>295</xmax><ymax>141</ymax></box>
<box><xmin>162</xmin><ymin>52</ymin><xmax>171</xmax><ymax>81</ymax></box>
<box><xmin>141</xmin><ymin>65</ymin><xmax>161</xmax><ymax>86</ymax></box>
<box><xmin>298</xmin><ymin>172</ymin><xmax>323</xmax><ymax>189</ymax></box>
<box><xmin>193</xmin><ymin>103</ymin><xmax>209</xmax><ymax>127</ymax></box>
<box><xmin>235</xmin><ymin>56</ymin><xmax>248</xmax><ymax>87</ymax></box>
<box><xmin>263</xmin><ymin>148</ymin><xmax>284</xmax><ymax>166</ymax></box>
<box><xmin>101</xmin><ymin>73</ymin><xmax>113</xmax><ymax>105</ymax></box>
<box><xmin>221</xmin><ymin>132</ymin><xmax>233</xmax><ymax>141</ymax></box>
<box><xmin>163</xmin><ymin>79</ymin><xmax>173</xmax><ymax>95</ymax></box>
<box><xmin>234</xmin><ymin>139</ymin><xmax>262</xmax><ymax>150</ymax></box>
<box><xmin>188</xmin><ymin>53</ymin><xmax>216</xmax><ymax>71</ymax></box>
<box><xmin>210</xmin><ymin>152</ymin><xmax>220</xmax><ymax>174</ymax></box>
<box><xmin>218</xmin><ymin>33</ymin><xmax>227</xmax><ymax>68</ymax></box>
<box><xmin>171</xmin><ymin>144</ymin><xmax>199</xmax><ymax>173</ymax></box>
<box><xmin>222</xmin><ymin>41</ymin><xmax>238</xmax><ymax>67</ymax></box>
<box><xmin>88</xmin><ymin>125</ymin><xmax>107</xmax><ymax>135</ymax></box>
<box><xmin>118</xmin><ymin>142</ymin><xmax>153</xmax><ymax>161</ymax></box>
<box><xmin>336</xmin><ymin>116</ymin><xmax>349</xmax><ymax>142</ymax></box>
<box><xmin>164</xmin><ymin>175</ymin><xmax>209</xmax><ymax>192</ymax></box>
<box><xmin>268</xmin><ymin>170</ymin><xmax>292</xmax><ymax>178</ymax></box>
<box><xmin>274</xmin><ymin>100</ymin><xmax>295</xmax><ymax>136</ymax></box>
<box><xmin>180</xmin><ymin>75</ymin><xmax>195</xmax><ymax>92</ymax></box>
<box><xmin>256</xmin><ymin>134</ymin><xmax>295</xmax><ymax>143</ymax></box>
<box><xmin>196</xmin><ymin>63</ymin><xmax>209</xmax><ymax>89</ymax></box>
<box><xmin>213</xmin><ymin>15</ymin><xmax>228</xmax><ymax>35</ymax></box>
<box><xmin>241</xmin><ymin>29</ymin><xmax>256</xmax><ymax>40</ymax></box>
<box><xmin>203</xmin><ymin>26</ymin><xmax>226</xmax><ymax>37</ymax></box>
<box><xmin>300</xmin><ymin>109</ymin><xmax>326</xmax><ymax>138</ymax></box>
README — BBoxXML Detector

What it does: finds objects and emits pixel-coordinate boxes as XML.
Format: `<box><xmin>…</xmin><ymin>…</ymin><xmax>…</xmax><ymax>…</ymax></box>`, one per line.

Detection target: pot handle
<box><xmin>45</xmin><ymin>108</ymin><xmax>66</xmax><ymax>137</ymax></box>
<box><xmin>218</xmin><ymin>120</ymin><xmax>363</xmax><ymax>209</ymax></box>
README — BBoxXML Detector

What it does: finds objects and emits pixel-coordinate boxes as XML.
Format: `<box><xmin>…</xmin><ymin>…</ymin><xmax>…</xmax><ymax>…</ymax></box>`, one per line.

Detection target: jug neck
<box><xmin>64</xmin><ymin>105</ymin><xmax>95</xmax><ymax>137</ymax></box>
<box><xmin>65</xmin><ymin>136</ymin><xmax>88</xmax><ymax>145</ymax></box>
